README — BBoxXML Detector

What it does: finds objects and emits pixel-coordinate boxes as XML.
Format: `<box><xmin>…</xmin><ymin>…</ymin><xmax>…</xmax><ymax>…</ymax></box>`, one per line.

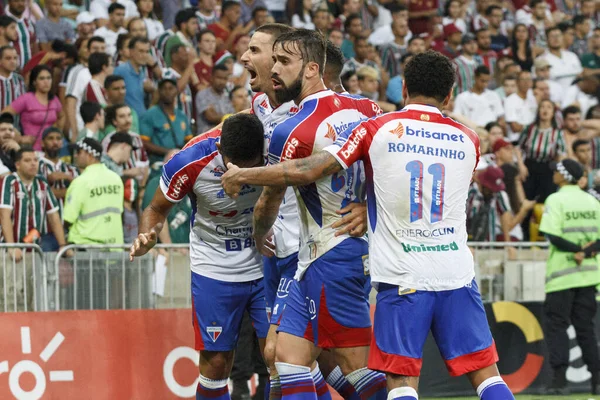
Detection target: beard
<box><xmin>45</xmin><ymin>149</ymin><xmax>60</xmax><ymax>159</ymax></box>
<box><xmin>273</xmin><ymin>71</ymin><xmax>303</xmax><ymax>105</ymax></box>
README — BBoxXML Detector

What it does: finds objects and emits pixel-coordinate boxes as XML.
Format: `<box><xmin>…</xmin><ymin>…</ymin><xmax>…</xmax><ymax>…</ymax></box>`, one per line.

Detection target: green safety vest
<box><xmin>540</xmin><ymin>185</ymin><xmax>600</xmax><ymax>293</ymax></box>
<box><xmin>63</xmin><ymin>163</ymin><xmax>125</xmax><ymax>245</ymax></box>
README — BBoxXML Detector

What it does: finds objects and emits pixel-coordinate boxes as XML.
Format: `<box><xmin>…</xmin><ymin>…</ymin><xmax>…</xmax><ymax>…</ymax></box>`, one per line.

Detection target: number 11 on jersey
<box><xmin>406</xmin><ymin>160</ymin><xmax>446</xmax><ymax>223</ymax></box>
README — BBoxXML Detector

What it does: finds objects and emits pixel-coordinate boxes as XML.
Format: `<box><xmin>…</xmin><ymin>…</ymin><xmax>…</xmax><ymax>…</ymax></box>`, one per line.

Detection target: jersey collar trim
<box><xmin>402</xmin><ymin>104</ymin><xmax>443</xmax><ymax>115</ymax></box>
<box><xmin>299</xmin><ymin>89</ymin><xmax>333</xmax><ymax>106</ymax></box>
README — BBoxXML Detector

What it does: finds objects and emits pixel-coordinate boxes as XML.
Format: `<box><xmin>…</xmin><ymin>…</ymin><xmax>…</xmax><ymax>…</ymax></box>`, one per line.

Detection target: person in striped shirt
<box><xmin>162</xmin><ymin>43</ymin><xmax>199</xmax><ymax>125</ymax></box>
<box><xmin>520</xmin><ymin>98</ymin><xmax>566</xmax><ymax>204</ymax></box>
<box><xmin>196</xmin><ymin>0</ymin><xmax>219</xmax><ymax>29</ymax></box>
<box><xmin>155</xmin><ymin>25</ymin><xmax>175</xmax><ymax>62</ymax></box>
<box><xmin>0</xmin><ymin>46</ymin><xmax>25</xmax><ymax>114</ymax></box>
<box><xmin>475</xmin><ymin>28</ymin><xmax>498</xmax><ymax>89</ymax></box>
<box><xmin>453</xmin><ymin>33</ymin><xmax>480</xmax><ymax>95</ymax></box>
<box><xmin>83</xmin><ymin>52</ymin><xmax>113</xmax><ymax>107</ymax></box>
<box><xmin>379</xmin><ymin>18</ymin><xmax>409</xmax><ymax>78</ymax></box>
<box><xmin>0</xmin><ymin>16</ymin><xmax>18</xmax><ymax>49</ymax></box>
<box><xmin>5</xmin><ymin>0</ymin><xmax>37</xmax><ymax>69</ymax></box>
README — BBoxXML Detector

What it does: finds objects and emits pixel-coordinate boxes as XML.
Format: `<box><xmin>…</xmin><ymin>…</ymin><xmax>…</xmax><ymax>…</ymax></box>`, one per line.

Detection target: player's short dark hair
<box><xmin>15</xmin><ymin>146</ymin><xmax>35</xmax><ymax>162</ymax></box>
<box><xmin>274</xmin><ymin>29</ymin><xmax>327</xmax><ymax>77</ymax></box>
<box><xmin>325</xmin><ymin>40</ymin><xmax>344</xmax><ymax>78</ymax></box>
<box><xmin>212</xmin><ymin>64</ymin><xmax>229</xmax><ymax>75</ymax></box>
<box><xmin>475</xmin><ymin>65</ymin><xmax>490</xmax><ymax>77</ymax></box>
<box><xmin>88</xmin><ymin>52</ymin><xmax>111</xmax><ymax>75</ymax></box>
<box><xmin>573</xmin><ymin>15</ymin><xmax>588</xmax><ymax>26</ymax></box>
<box><xmin>220</xmin><ymin>114</ymin><xmax>264</xmax><ymax>164</ymax></box>
<box><xmin>175</xmin><ymin>8</ymin><xmax>196</xmax><ymax>29</ymax></box>
<box><xmin>255</xmin><ymin>23</ymin><xmax>294</xmax><ymax>40</ymax></box>
<box><xmin>198</xmin><ymin>28</ymin><xmax>216</xmax><ymax>42</ymax></box>
<box><xmin>0</xmin><ymin>16</ymin><xmax>16</xmax><ymax>28</ymax></box>
<box><xmin>80</xmin><ymin>101</ymin><xmax>103</xmax><ymax>124</ymax></box>
<box><xmin>0</xmin><ymin>45</ymin><xmax>16</xmax><ymax>58</ymax></box>
<box><xmin>108</xmin><ymin>2</ymin><xmax>125</xmax><ymax>14</ymax></box>
<box><xmin>252</xmin><ymin>6</ymin><xmax>268</xmax><ymax>19</ymax></box>
<box><xmin>485</xmin><ymin>4</ymin><xmax>502</xmax><ymax>15</ymax></box>
<box><xmin>105</xmin><ymin>74</ymin><xmax>124</xmax><ymax>89</ymax></box>
<box><xmin>105</xmin><ymin>103</ymin><xmax>128</xmax><ymax>126</ymax></box>
<box><xmin>344</xmin><ymin>14</ymin><xmax>361</xmax><ymax>32</ymax></box>
<box><xmin>87</xmin><ymin>36</ymin><xmax>105</xmax><ymax>51</ymax></box>
<box><xmin>128</xmin><ymin>36</ymin><xmax>150</xmax><ymax>49</ymax></box>
<box><xmin>563</xmin><ymin>105</ymin><xmax>582</xmax><ymax>118</ymax></box>
<box><xmin>573</xmin><ymin>139</ymin><xmax>590</xmax><ymax>153</ymax></box>
<box><xmin>404</xmin><ymin>51</ymin><xmax>455</xmax><ymax>103</ymax></box>
<box><xmin>222</xmin><ymin>1</ymin><xmax>240</xmax><ymax>14</ymax></box>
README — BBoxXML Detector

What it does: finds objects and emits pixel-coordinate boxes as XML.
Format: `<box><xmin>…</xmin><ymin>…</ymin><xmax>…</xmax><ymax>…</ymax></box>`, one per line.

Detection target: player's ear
<box><xmin>442</xmin><ymin>91</ymin><xmax>452</xmax><ymax>109</ymax></box>
<box><xmin>306</xmin><ymin>61</ymin><xmax>319</xmax><ymax>79</ymax></box>
<box><xmin>401</xmin><ymin>80</ymin><xmax>408</xmax><ymax>103</ymax></box>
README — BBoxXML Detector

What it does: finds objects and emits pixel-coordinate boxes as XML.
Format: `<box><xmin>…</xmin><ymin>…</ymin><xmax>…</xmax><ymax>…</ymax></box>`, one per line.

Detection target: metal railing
<box><xmin>0</xmin><ymin>243</ymin><xmax>46</xmax><ymax>312</ymax></box>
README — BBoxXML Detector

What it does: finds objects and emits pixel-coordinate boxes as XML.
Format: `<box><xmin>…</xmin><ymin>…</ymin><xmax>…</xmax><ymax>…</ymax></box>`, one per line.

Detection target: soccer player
<box><xmin>129</xmin><ymin>113</ymin><xmax>270</xmax><ymax>400</ymax></box>
<box><xmin>235</xmin><ymin>29</ymin><xmax>387</xmax><ymax>400</ymax></box>
<box><xmin>222</xmin><ymin>51</ymin><xmax>515</xmax><ymax>400</ymax></box>
<box><xmin>242</xmin><ymin>25</ymin><xmax>370</xmax><ymax>400</ymax></box>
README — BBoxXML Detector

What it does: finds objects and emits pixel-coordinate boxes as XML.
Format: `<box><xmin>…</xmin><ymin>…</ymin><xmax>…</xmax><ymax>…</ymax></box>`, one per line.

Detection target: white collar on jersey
<box><xmin>401</xmin><ymin>103</ymin><xmax>443</xmax><ymax>115</ymax></box>
<box><xmin>298</xmin><ymin>89</ymin><xmax>334</xmax><ymax>106</ymax></box>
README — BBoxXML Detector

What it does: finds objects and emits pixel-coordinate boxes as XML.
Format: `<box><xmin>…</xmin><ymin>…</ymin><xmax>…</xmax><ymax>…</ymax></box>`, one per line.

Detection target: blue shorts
<box><xmin>268</xmin><ymin>253</ymin><xmax>298</xmax><ymax>325</ymax></box>
<box><xmin>368</xmin><ymin>279</ymin><xmax>498</xmax><ymax>377</ymax></box>
<box><xmin>277</xmin><ymin>238</ymin><xmax>372</xmax><ymax>349</ymax></box>
<box><xmin>191</xmin><ymin>272</ymin><xmax>269</xmax><ymax>351</ymax></box>
<box><xmin>263</xmin><ymin>256</ymin><xmax>279</xmax><ymax>316</ymax></box>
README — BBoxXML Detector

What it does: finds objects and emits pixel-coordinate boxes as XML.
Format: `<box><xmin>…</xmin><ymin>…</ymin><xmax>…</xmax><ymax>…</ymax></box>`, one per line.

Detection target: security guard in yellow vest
<box><xmin>540</xmin><ymin>159</ymin><xmax>600</xmax><ymax>395</ymax></box>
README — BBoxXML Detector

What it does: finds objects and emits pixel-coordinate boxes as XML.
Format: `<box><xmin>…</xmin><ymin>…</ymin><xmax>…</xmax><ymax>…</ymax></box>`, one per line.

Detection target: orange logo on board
<box><xmin>390</xmin><ymin>122</ymin><xmax>404</xmax><ymax>138</ymax></box>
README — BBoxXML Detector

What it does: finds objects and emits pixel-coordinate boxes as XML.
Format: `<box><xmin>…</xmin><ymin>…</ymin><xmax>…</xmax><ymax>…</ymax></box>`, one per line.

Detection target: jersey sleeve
<box><xmin>0</xmin><ymin>175</ymin><xmax>14</xmax><ymax>209</ymax></box>
<box><xmin>44</xmin><ymin>180</ymin><xmax>60</xmax><ymax>215</ymax></box>
<box><xmin>496</xmin><ymin>190</ymin><xmax>512</xmax><ymax>215</ymax></box>
<box><xmin>539</xmin><ymin>195</ymin><xmax>562</xmax><ymax>237</ymax></box>
<box><xmin>357</xmin><ymin>97</ymin><xmax>383</xmax><ymax>118</ymax></box>
<box><xmin>323</xmin><ymin>120</ymin><xmax>371</xmax><ymax>169</ymax></box>
<box><xmin>63</xmin><ymin>179</ymin><xmax>83</xmax><ymax>224</ymax></box>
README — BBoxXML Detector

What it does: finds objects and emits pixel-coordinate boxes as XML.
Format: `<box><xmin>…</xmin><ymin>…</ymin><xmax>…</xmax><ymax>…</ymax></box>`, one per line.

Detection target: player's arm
<box><xmin>253</xmin><ymin>185</ymin><xmax>286</xmax><ymax>256</ymax></box>
<box><xmin>129</xmin><ymin>189</ymin><xmax>173</xmax><ymax>260</ymax></box>
<box><xmin>222</xmin><ymin>151</ymin><xmax>343</xmax><ymax>198</ymax></box>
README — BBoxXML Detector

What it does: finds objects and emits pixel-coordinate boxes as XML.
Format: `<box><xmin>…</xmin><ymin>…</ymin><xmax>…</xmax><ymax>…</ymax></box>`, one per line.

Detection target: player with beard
<box><xmin>242</xmin><ymin>25</ymin><xmax>369</xmax><ymax>400</ymax></box>
<box><xmin>232</xmin><ymin>29</ymin><xmax>386</xmax><ymax>400</ymax></box>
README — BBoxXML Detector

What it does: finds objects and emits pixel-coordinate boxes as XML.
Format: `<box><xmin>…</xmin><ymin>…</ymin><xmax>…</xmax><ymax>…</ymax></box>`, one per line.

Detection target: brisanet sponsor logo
<box><xmin>405</xmin><ymin>126</ymin><xmax>465</xmax><ymax>142</ymax></box>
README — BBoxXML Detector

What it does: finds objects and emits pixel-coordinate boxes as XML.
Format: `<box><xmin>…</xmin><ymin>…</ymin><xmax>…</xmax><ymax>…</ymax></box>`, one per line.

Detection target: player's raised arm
<box><xmin>130</xmin><ymin>189</ymin><xmax>172</xmax><ymax>260</ymax></box>
<box><xmin>222</xmin><ymin>151</ymin><xmax>344</xmax><ymax>197</ymax></box>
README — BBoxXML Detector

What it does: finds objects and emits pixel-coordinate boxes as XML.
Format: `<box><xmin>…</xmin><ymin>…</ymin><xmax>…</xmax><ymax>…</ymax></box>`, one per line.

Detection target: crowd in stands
<box><xmin>0</xmin><ymin>0</ymin><xmax>598</xmax><ymax>254</ymax></box>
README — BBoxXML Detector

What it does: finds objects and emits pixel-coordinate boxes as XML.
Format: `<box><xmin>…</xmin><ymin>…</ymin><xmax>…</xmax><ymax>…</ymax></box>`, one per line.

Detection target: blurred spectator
<box><xmin>292</xmin><ymin>0</ymin><xmax>315</xmax><ymax>29</ymax></box>
<box><xmin>342</xmin><ymin>36</ymin><xmax>378</xmax><ymax>76</ymax></box>
<box><xmin>505</xmin><ymin>70</ymin><xmax>537</xmax><ymax>141</ymax></box>
<box><xmin>341</xmin><ymin>14</ymin><xmax>363</xmax><ymax>59</ymax></box>
<box><xmin>103</xmin><ymin>75</ymin><xmax>141</xmax><ymax>137</ymax></box>
<box><xmin>140</xmin><ymin>78</ymin><xmax>191</xmax><ymax>165</ymax></box>
<box><xmin>334</xmin><ymin>0</ymin><xmax>361</xmax><ymax>31</ymax></box>
<box><xmin>562</xmin><ymin>106</ymin><xmax>583</xmax><ymax>159</ymax></box>
<box><xmin>126</xmin><ymin>18</ymin><xmax>164</xmax><ymax>81</ymax></box>
<box><xmin>0</xmin><ymin>147</ymin><xmax>66</xmax><ymax>255</ymax></box>
<box><xmin>75</xmin><ymin>13</ymin><xmax>96</xmax><ymax>41</ymax></box>
<box><xmin>543</xmin><ymin>26</ymin><xmax>583</xmax><ymax>91</ymax></box>
<box><xmin>137</xmin><ymin>0</ymin><xmax>165</xmax><ymax>41</ymax></box>
<box><xmin>93</xmin><ymin>3</ymin><xmax>127</xmax><ymax>57</ymax></box>
<box><xmin>443</xmin><ymin>0</ymin><xmax>467</xmax><ymax>33</ymax></box>
<box><xmin>559</xmin><ymin>21</ymin><xmax>576</xmax><ymax>51</ymax></box>
<box><xmin>21</xmin><ymin>39</ymin><xmax>67</xmax><ymax>80</ymax></box>
<box><xmin>194</xmin><ymin>29</ymin><xmax>217</xmax><ymax>89</ymax></box>
<box><xmin>407</xmin><ymin>35</ymin><xmax>426</xmax><ymax>54</ymax></box>
<box><xmin>471</xmin><ymin>0</ymin><xmax>490</xmax><ymax>32</ymax></box>
<box><xmin>156</xmin><ymin>12</ymin><xmax>176</xmax><ymax>58</ymax></box>
<box><xmin>453</xmin><ymin>33</ymin><xmax>479</xmax><ymax>95</ymax></box>
<box><xmin>65</xmin><ymin>138</ymin><xmax>124</xmax><ymax>245</ymax></box>
<box><xmin>341</xmin><ymin>70</ymin><xmax>359</xmax><ymax>95</ymax></box>
<box><xmin>84</xmin><ymin>52</ymin><xmax>113</xmax><ymax>106</ymax></box>
<box><xmin>241</xmin><ymin>0</ymin><xmax>268</xmax><ymax>26</ymax></box>
<box><xmin>533</xmin><ymin>78</ymin><xmax>551</xmax><ymax>104</ymax></box>
<box><xmin>369</xmin><ymin>4</ymin><xmax>410</xmax><ymax>47</ymax></box>
<box><xmin>4</xmin><ymin>65</ymin><xmax>64</xmax><ymax>152</ymax></box>
<box><xmin>581</xmin><ymin>27</ymin><xmax>600</xmax><ymax>74</ymax></box>
<box><xmin>195</xmin><ymin>64</ymin><xmax>234</xmax><ymax>133</ymax></box>
<box><xmin>434</xmin><ymin>23</ymin><xmax>462</xmax><ymax>59</ymax></box>
<box><xmin>38</xmin><ymin>127</ymin><xmax>78</xmax><ymax>212</ymax></box>
<box><xmin>0</xmin><ymin>46</ymin><xmax>25</xmax><ymax>113</ymax></box>
<box><xmin>231</xmin><ymin>35</ymin><xmax>250</xmax><ymax>89</ymax></box>
<box><xmin>323</xmin><ymin>40</ymin><xmax>345</xmax><ymax>93</ymax></box>
<box><xmin>208</xmin><ymin>1</ymin><xmax>247</xmax><ymax>52</ymax></box>
<box><xmin>533</xmin><ymin>57</ymin><xmax>562</xmax><ymax>104</ymax></box>
<box><xmin>329</xmin><ymin>28</ymin><xmax>344</xmax><ymax>49</ymax></box>
<box><xmin>78</xmin><ymin>102</ymin><xmax>105</xmax><ymax>141</ymax></box>
<box><xmin>571</xmin><ymin>15</ymin><xmax>591</xmax><ymax>58</ymax></box>
<box><xmin>90</xmin><ymin>0</ymin><xmax>139</xmax><ymax>26</ymax></box>
<box><xmin>101</xmin><ymin>131</ymin><xmax>134</xmax><ymax>176</ymax></box>
<box><xmin>407</xmin><ymin>0</ymin><xmax>438</xmax><ymax>35</ymax></box>
<box><xmin>562</xmin><ymin>75</ymin><xmax>600</xmax><ymax>118</ymax></box>
<box><xmin>313</xmin><ymin>9</ymin><xmax>331</xmax><ymax>34</ymax></box>
<box><xmin>164</xmin><ymin>44</ymin><xmax>200</xmax><ymax>124</ymax></box>
<box><xmin>229</xmin><ymin>86</ymin><xmax>251</xmax><ymax>113</ymax></box>
<box><xmin>196</xmin><ymin>0</ymin><xmax>219</xmax><ymax>30</ymax></box>
<box><xmin>476</xmin><ymin>28</ymin><xmax>498</xmax><ymax>83</ymax></box>
<box><xmin>496</xmin><ymin>73</ymin><xmax>517</xmax><ymax>101</ymax></box>
<box><xmin>454</xmin><ymin>65</ymin><xmax>505</xmax><ymax>128</ymax></box>
<box><xmin>580</xmin><ymin>0</ymin><xmax>598</xmax><ymax>26</ymax></box>
<box><xmin>6</xmin><ymin>0</ymin><xmax>38</xmax><ymax>68</ymax></box>
<box><xmin>123</xmin><ymin>178</ymin><xmax>139</xmax><ymax>243</ymax></box>
<box><xmin>520</xmin><ymin>98</ymin><xmax>566</xmax><ymax>203</ymax></box>
<box><xmin>114</xmin><ymin>37</ymin><xmax>154</xmax><ymax>118</ymax></box>
<box><xmin>486</xmin><ymin>5</ymin><xmax>509</xmax><ymax>52</ymax></box>
<box><xmin>165</xmin><ymin>9</ymin><xmax>199</xmax><ymax>67</ymax></box>
<box><xmin>356</xmin><ymin>65</ymin><xmax>395</xmax><ymax>111</ymax></box>
<box><xmin>251</xmin><ymin>6</ymin><xmax>270</xmax><ymax>30</ymax></box>
<box><xmin>0</xmin><ymin>16</ymin><xmax>18</xmax><ymax>49</ymax></box>
<box><xmin>491</xmin><ymin>137</ymin><xmax>527</xmax><ymax>213</ymax></box>
<box><xmin>35</xmin><ymin>0</ymin><xmax>75</xmax><ymax>50</ymax></box>
<box><xmin>572</xmin><ymin>139</ymin><xmax>598</xmax><ymax>189</ymax></box>
<box><xmin>511</xmin><ymin>23</ymin><xmax>535</xmax><ymax>72</ymax></box>
<box><xmin>521</xmin><ymin>0</ymin><xmax>551</xmax><ymax>49</ymax></box>
<box><xmin>0</xmin><ymin>112</ymin><xmax>19</xmax><ymax>172</ymax></box>
<box><xmin>386</xmin><ymin>52</ymin><xmax>413</xmax><ymax>106</ymax></box>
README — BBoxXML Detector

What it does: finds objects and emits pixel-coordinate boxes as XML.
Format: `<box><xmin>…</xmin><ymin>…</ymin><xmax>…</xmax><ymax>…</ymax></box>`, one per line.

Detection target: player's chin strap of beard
<box><xmin>77</xmin><ymin>142</ymin><xmax>101</xmax><ymax>158</ymax></box>
<box><xmin>557</xmin><ymin>162</ymin><xmax>576</xmax><ymax>184</ymax></box>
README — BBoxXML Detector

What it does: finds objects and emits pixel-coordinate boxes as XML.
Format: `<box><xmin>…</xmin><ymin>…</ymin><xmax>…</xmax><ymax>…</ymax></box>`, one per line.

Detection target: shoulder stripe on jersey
<box><xmin>182</xmin><ymin>128</ymin><xmax>221</xmax><ymax>150</ymax></box>
<box><xmin>269</xmin><ymin>99</ymin><xmax>319</xmax><ymax>162</ymax></box>
<box><xmin>162</xmin><ymin>134</ymin><xmax>219</xmax><ymax>190</ymax></box>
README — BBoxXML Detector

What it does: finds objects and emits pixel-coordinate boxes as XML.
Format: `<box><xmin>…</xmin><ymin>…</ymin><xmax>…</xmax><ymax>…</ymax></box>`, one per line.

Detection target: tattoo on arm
<box><xmin>281</xmin><ymin>152</ymin><xmax>343</xmax><ymax>186</ymax></box>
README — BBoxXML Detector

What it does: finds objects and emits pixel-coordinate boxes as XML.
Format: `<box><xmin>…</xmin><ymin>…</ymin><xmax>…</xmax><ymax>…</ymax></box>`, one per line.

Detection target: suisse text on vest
<box><xmin>90</xmin><ymin>184</ymin><xmax>122</xmax><ymax>197</ymax></box>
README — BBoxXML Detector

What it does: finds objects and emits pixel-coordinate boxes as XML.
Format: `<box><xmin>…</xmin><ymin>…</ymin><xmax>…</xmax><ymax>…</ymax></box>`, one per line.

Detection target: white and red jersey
<box><xmin>251</xmin><ymin>93</ymin><xmax>300</xmax><ymax>259</ymax></box>
<box><xmin>160</xmin><ymin>129</ymin><xmax>263</xmax><ymax>282</ymax></box>
<box><xmin>324</xmin><ymin>104</ymin><xmax>480</xmax><ymax>291</ymax></box>
<box><xmin>269</xmin><ymin>90</ymin><xmax>382</xmax><ymax>278</ymax></box>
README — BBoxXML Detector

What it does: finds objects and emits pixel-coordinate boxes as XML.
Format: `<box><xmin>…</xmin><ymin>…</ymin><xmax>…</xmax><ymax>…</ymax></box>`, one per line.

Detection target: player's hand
<box><xmin>254</xmin><ymin>229</ymin><xmax>276</xmax><ymax>257</ymax></box>
<box><xmin>221</xmin><ymin>163</ymin><xmax>244</xmax><ymax>199</ymax></box>
<box><xmin>331</xmin><ymin>202</ymin><xmax>368</xmax><ymax>237</ymax></box>
<box><xmin>129</xmin><ymin>223</ymin><xmax>162</xmax><ymax>261</ymax></box>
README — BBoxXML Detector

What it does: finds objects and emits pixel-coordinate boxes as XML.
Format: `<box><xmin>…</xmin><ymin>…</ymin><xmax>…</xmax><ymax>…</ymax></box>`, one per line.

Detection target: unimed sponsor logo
<box><xmin>401</xmin><ymin>241</ymin><xmax>459</xmax><ymax>253</ymax></box>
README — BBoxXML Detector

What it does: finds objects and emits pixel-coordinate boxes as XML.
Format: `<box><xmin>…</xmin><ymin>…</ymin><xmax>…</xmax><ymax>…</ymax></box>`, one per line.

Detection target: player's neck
<box><xmin>405</xmin><ymin>96</ymin><xmax>444</xmax><ymax>110</ymax></box>
<box><xmin>295</xmin><ymin>79</ymin><xmax>327</xmax><ymax>105</ymax></box>
<box><xmin>266</xmin><ymin>90</ymin><xmax>280</xmax><ymax>108</ymax></box>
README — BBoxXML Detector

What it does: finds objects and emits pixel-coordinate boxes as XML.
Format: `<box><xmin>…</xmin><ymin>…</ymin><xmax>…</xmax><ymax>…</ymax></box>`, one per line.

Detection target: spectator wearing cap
<box><xmin>453</xmin><ymin>33</ymin><xmax>479</xmax><ymax>95</ymax></box>
<box><xmin>194</xmin><ymin>30</ymin><xmax>217</xmax><ymax>90</ymax></box>
<box><xmin>539</xmin><ymin>158</ymin><xmax>600</xmax><ymax>395</ymax></box>
<box><xmin>35</xmin><ymin>0</ymin><xmax>75</xmax><ymax>51</ymax></box>
<box><xmin>378</xmin><ymin>18</ymin><xmax>410</xmax><ymax>78</ymax></box>
<box><xmin>0</xmin><ymin>112</ymin><xmax>19</xmax><ymax>173</ymax></box>
<box><xmin>5</xmin><ymin>0</ymin><xmax>39</xmax><ymax>68</ymax></box>
<box><xmin>114</xmin><ymin>37</ymin><xmax>154</xmax><ymax>118</ymax></box>
<box><xmin>504</xmin><ymin>70</ymin><xmax>537</xmax><ymax>141</ymax></box>
<box><xmin>103</xmin><ymin>75</ymin><xmax>140</xmax><ymax>139</ymax></box>
<box><xmin>433</xmin><ymin>23</ymin><xmax>462</xmax><ymax>59</ymax></box>
<box><xmin>581</xmin><ymin>28</ymin><xmax>600</xmax><ymax>75</ymax></box>
<box><xmin>38</xmin><ymin>127</ymin><xmax>79</xmax><ymax>212</ymax></box>
<box><xmin>75</xmin><ymin>12</ymin><xmax>96</xmax><ymax>41</ymax></box>
<box><xmin>534</xmin><ymin>57</ymin><xmax>562</xmax><ymax>105</ymax></box>
<box><xmin>561</xmin><ymin>75</ymin><xmax>600</xmax><ymax>119</ymax></box>
<box><xmin>454</xmin><ymin>65</ymin><xmax>505</xmax><ymax>128</ymax></box>
<box><xmin>164</xmin><ymin>9</ymin><xmax>199</xmax><ymax>68</ymax></box>
<box><xmin>542</xmin><ymin>26</ymin><xmax>584</xmax><ymax>92</ymax></box>
<box><xmin>467</xmin><ymin>166</ymin><xmax>535</xmax><ymax>242</ymax></box>
<box><xmin>195</xmin><ymin>64</ymin><xmax>234</xmax><ymax>134</ymax></box>
<box><xmin>571</xmin><ymin>15</ymin><xmax>592</xmax><ymax>58</ymax></box>
<box><xmin>140</xmin><ymin>79</ymin><xmax>191</xmax><ymax>167</ymax></box>
<box><xmin>64</xmin><ymin>138</ymin><xmax>124</xmax><ymax>246</ymax></box>
<box><xmin>102</xmin><ymin>105</ymin><xmax>149</xmax><ymax>182</ymax></box>
<box><xmin>4</xmin><ymin>65</ymin><xmax>64</xmax><ymax>152</ymax></box>
<box><xmin>163</xmin><ymin>44</ymin><xmax>200</xmax><ymax>124</ymax></box>
<box><xmin>78</xmin><ymin>102</ymin><xmax>105</xmax><ymax>142</ymax></box>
